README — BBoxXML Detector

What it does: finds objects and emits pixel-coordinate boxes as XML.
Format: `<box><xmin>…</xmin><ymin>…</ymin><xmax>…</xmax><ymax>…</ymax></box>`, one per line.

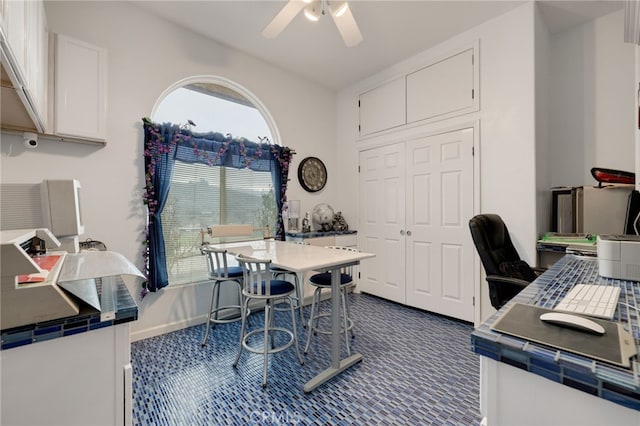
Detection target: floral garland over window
<box><xmin>141</xmin><ymin>117</ymin><xmax>294</xmax><ymax>297</ymax></box>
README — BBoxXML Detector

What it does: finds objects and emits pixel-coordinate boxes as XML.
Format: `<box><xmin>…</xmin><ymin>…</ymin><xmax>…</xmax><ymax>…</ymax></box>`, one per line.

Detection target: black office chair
<box><xmin>624</xmin><ymin>190</ymin><xmax>640</xmax><ymax>235</ymax></box>
<box><xmin>469</xmin><ymin>214</ymin><xmax>540</xmax><ymax>310</ymax></box>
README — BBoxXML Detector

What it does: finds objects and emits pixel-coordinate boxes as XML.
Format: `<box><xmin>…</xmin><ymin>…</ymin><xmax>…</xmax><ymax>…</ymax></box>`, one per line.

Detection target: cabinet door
<box><xmin>24</xmin><ymin>0</ymin><xmax>47</xmax><ymax>128</ymax></box>
<box><xmin>334</xmin><ymin>233</ymin><xmax>357</xmax><ymax>247</ymax></box>
<box><xmin>358</xmin><ymin>143</ymin><xmax>406</xmax><ymax>303</ymax></box>
<box><xmin>405</xmin><ymin>128</ymin><xmax>474</xmax><ymax>321</ymax></box>
<box><xmin>358</xmin><ymin>77</ymin><xmax>405</xmax><ymax>136</ymax></box>
<box><xmin>0</xmin><ymin>0</ymin><xmax>47</xmax><ymax>132</ymax></box>
<box><xmin>0</xmin><ymin>1</ymin><xmax>6</xmax><ymax>29</ymax></box>
<box><xmin>1</xmin><ymin>323</ymin><xmax>131</xmax><ymax>425</ymax></box>
<box><xmin>303</xmin><ymin>236</ymin><xmax>334</xmax><ymax>247</ymax></box>
<box><xmin>55</xmin><ymin>34</ymin><xmax>107</xmax><ymax>141</ymax></box>
<box><xmin>2</xmin><ymin>0</ymin><xmax>27</xmax><ymax>84</ymax></box>
<box><xmin>406</xmin><ymin>49</ymin><xmax>476</xmax><ymax>124</ymax></box>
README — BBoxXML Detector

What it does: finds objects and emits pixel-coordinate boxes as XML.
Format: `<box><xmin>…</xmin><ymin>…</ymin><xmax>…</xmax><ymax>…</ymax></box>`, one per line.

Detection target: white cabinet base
<box><xmin>1</xmin><ymin>323</ymin><xmax>131</xmax><ymax>425</ymax></box>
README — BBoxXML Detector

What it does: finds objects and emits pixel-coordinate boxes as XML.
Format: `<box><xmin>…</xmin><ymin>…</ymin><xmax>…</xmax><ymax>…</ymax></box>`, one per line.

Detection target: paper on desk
<box><xmin>58</xmin><ymin>251</ymin><xmax>145</xmax><ymax>284</ymax></box>
<box><xmin>17</xmin><ymin>254</ymin><xmax>63</xmax><ymax>283</ymax></box>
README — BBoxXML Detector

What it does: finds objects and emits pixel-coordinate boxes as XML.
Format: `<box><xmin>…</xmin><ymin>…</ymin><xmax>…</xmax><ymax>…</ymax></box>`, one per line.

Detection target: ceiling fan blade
<box><xmin>262</xmin><ymin>0</ymin><xmax>306</xmax><ymax>39</ymax></box>
<box><xmin>331</xmin><ymin>3</ymin><xmax>362</xmax><ymax>47</ymax></box>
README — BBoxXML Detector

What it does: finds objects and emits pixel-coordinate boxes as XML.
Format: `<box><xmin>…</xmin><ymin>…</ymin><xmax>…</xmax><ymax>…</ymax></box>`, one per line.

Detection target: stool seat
<box><xmin>233</xmin><ymin>254</ymin><xmax>304</xmax><ymax>387</ymax></box>
<box><xmin>251</xmin><ymin>279</ymin><xmax>294</xmax><ymax>296</ymax></box>
<box><xmin>200</xmin><ymin>247</ymin><xmax>249</xmax><ymax>348</ymax></box>
<box><xmin>270</xmin><ymin>241</ymin><xmax>309</xmax><ymax>327</ymax></box>
<box><xmin>214</xmin><ymin>266</ymin><xmax>244</xmax><ymax>278</ymax></box>
<box><xmin>308</xmin><ymin>272</ymin><xmax>353</xmax><ymax>287</ymax></box>
<box><xmin>304</xmin><ymin>246</ymin><xmax>358</xmax><ymax>357</ymax></box>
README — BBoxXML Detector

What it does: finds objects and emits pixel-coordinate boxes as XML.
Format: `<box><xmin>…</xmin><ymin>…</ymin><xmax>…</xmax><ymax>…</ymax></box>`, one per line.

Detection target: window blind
<box><xmin>162</xmin><ymin>161</ymin><xmax>275</xmax><ymax>285</ymax></box>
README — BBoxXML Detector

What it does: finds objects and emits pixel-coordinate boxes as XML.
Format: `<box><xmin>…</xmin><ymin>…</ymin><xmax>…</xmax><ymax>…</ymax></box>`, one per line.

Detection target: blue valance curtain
<box><xmin>141</xmin><ymin>118</ymin><xmax>294</xmax><ymax>294</ymax></box>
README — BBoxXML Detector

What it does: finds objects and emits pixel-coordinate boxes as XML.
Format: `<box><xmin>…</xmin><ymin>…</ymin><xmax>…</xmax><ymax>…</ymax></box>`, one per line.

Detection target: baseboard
<box><xmin>131</xmin><ymin>316</ymin><xmax>207</xmax><ymax>342</ymax></box>
<box><xmin>131</xmin><ymin>288</ymin><xmax>337</xmax><ymax>342</ymax></box>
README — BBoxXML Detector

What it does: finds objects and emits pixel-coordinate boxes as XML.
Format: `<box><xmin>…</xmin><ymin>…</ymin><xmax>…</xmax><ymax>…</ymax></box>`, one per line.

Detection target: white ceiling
<box><xmin>132</xmin><ymin>1</ymin><xmax>623</xmax><ymax>91</ymax></box>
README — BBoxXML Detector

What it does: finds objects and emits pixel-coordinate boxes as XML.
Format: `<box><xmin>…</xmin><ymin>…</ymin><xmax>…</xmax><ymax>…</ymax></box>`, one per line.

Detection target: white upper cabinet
<box><xmin>0</xmin><ymin>0</ymin><xmax>48</xmax><ymax>132</ymax></box>
<box><xmin>358</xmin><ymin>77</ymin><xmax>405</xmax><ymax>136</ymax></box>
<box><xmin>358</xmin><ymin>45</ymin><xmax>478</xmax><ymax>137</ymax></box>
<box><xmin>1</xmin><ymin>0</ymin><xmax>27</xmax><ymax>84</ymax></box>
<box><xmin>54</xmin><ymin>34</ymin><xmax>107</xmax><ymax>141</ymax></box>
<box><xmin>406</xmin><ymin>49</ymin><xmax>476</xmax><ymax>124</ymax></box>
<box><xmin>0</xmin><ymin>0</ymin><xmax>107</xmax><ymax>142</ymax></box>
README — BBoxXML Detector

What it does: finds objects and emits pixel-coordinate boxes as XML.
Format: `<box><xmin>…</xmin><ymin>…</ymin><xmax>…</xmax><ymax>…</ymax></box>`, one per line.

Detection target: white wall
<box><xmin>637</xmin><ymin>47</ymin><xmax>640</xmax><ymax>191</ymax></box>
<box><xmin>548</xmin><ymin>9</ymin><xmax>635</xmax><ymax>188</ymax></box>
<box><xmin>535</xmin><ymin>4</ymin><xmax>552</xmax><ymax>240</ymax></box>
<box><xmin>0</xmin><ymin>1</ymin><xmax>338</xmax><ymax>340</ymax></box>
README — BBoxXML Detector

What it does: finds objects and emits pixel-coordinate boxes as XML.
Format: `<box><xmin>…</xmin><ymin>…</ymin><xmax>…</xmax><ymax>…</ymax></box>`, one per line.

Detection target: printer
<box><xmin>1</xmin><ymin>228</ymin><xmax>79</xmax><ymax>329</ymax></box>
<box><xmin>1</xmin><ymin>228</ymin><xmax>145</xmax><ymax>330</ymax></box>
<box><xmin>597</xmin><ymin>234</ymin><xmax>640</xmax><ymax>282</ymax></box>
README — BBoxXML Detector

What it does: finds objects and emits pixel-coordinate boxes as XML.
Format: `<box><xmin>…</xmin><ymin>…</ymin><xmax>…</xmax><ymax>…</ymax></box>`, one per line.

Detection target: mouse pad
<box><xmin>491</xmin><ymin>303</ymin><xmax>637</xmax><ymax>368</ymax></box>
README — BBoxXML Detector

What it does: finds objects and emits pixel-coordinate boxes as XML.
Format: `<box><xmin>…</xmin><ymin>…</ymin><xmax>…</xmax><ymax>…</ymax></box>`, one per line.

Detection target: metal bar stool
<box><xmin>200</xmin><ymin>246</ymin><xmax>248</xmax><ymax>347</ymax></box>
<box><xmin>271</xmin><ymin>240</ymin><xmax>309</xmax><ymax>327</ymax></box>
<box><xmin>233</xmin><ymin>254</ymin><xmax>304</xmax><ymax>387</ymax></box>
<box><xmin>304</xmin><ymin>246</ymin><xmax>357</xmax><ymax>356</ymax></box>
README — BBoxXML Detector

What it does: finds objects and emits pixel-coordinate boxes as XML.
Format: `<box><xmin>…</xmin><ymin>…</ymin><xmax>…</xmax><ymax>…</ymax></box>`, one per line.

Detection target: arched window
<box><xmin>150</xmin><ymin>77</ymin><xmax>281</xmax><ymax>286</ymax></box>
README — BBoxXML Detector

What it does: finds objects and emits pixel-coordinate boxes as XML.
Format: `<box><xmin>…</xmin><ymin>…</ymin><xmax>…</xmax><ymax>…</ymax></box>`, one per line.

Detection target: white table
<box><xmin>208</xmin><ymin>239</ymin><xmax>375</xmax><ymax>392</ymax></box>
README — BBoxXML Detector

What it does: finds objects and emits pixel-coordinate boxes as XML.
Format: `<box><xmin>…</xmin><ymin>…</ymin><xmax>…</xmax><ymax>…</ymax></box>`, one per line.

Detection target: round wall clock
<box><xmin>298</xmin><ymin>156</ymin><xmax>327</xmax><ymax>192</ymax></box>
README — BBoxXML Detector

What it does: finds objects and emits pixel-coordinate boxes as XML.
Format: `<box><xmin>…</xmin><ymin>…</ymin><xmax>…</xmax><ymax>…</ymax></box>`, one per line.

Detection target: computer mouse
<box><xmin>539</xmin><ymin>312</ymin><xmax>605</xmax><ymax>335</ymax></box>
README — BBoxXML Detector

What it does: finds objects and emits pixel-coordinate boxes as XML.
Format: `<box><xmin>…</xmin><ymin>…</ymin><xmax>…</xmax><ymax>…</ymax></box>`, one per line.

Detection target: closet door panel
<box><xmin>441</xmin><ymin>243</ymin><xmax>463</xmax><ymax>300</ymax></box>
<box><xmin>358</xmin><ymin>144</ymin><xmax>406</xmax><ymax>303</ymax></box>
<box><xmin>411</xmin><ymin>240</ymin><xmax>432</xmax><ymax>294</ymax></box>
<box><xmin>405</xmin><ymin>128</ymin><xmax>474</xmax><ymax>321</ymax></box>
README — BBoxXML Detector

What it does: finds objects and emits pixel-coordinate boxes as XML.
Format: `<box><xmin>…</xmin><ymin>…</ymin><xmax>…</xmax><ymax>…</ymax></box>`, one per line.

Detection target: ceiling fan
<box><xmin>262</xmin><ymin>0</ymin><xmax>363</xmax><ymax>47</ymax></box>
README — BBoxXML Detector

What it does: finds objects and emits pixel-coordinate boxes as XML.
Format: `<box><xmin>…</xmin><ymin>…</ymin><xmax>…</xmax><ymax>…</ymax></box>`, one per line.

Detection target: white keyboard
<box><xmin>554</xmin><ymin>284</ymin><xmax>621</xmax><ymax>320</ymax></box>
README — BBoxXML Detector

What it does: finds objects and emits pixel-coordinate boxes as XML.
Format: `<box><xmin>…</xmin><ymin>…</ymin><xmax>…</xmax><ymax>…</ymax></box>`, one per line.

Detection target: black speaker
<box><xmin>624</xmin><ymin>190</ymin><xmax>640</xmax><ymax>235</ymax></box>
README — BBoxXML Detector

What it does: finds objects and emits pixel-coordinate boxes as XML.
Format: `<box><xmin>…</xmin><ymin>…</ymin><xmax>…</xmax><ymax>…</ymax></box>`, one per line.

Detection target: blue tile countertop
<box><xmin>286</xmin><ymin>230</ymin><xmax>357</xmax><ymax>238</ymax></box>
<box><xmin>471</xmin><ymin>255</ymin><xmax>640</xmax><ymax>411</ymax></box>
<box><xmin>1</xmin><ymin>275</ymin><xmax>137</xmax><ymax>350</ymax></box>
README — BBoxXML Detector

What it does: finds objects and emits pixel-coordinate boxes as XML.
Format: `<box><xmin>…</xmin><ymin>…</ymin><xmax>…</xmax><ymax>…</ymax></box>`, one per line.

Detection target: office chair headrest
<box><xmin>470</xmin><ymin>214</ymin><xmax>509</xmax><ymax>249</ymax></box>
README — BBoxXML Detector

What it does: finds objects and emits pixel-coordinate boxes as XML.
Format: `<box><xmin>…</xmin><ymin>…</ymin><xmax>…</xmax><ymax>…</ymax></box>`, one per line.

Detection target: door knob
<box><xmin>406</xmin><ymin>230</ymin><xmax>412</xmax><ymax>236</ymax></box>
<box><xmin>400</xmin><ymin>229</ymin><xmax>405</xmax><ymax>236</ymax></box>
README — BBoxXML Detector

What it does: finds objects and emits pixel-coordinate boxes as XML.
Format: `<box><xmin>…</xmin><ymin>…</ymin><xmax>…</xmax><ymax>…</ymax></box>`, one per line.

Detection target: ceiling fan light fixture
<box><xmin>331</xmin><ymin>1</ymin><xmax>349</xmax><ymax>18</ymax></box>
<box><xmin>263</xmin><ymin>0</ymin><xmax>362</xmax><ymax>47</ymax></box>
<box><xmin>304</xmin><ymin>5</ymin><xmax>320</xmax><ymax>22</ymax></box>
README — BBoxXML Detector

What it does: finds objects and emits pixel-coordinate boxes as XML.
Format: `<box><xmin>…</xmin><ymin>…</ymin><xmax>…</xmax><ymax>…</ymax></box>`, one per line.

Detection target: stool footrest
<box><xmin>207</xmin><ymin>305</ymin><xmax>245</xmax><ymax>324</ymax></box>
<box><xmin>242</xmin><ymin>327</ymin><xmax>295</xmax><ymax>355</ymax></box>
<box><xmin>309</xmin><ymin>312</ymin><xmax>354</xmax><ymax>335</ymax></box>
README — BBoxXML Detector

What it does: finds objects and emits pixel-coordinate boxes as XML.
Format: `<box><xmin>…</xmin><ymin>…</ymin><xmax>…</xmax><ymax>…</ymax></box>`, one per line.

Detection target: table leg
<box><xmin>303</xmin><ymin>267</ymin><xmax>363</xmax><ymax>393</ymax></box>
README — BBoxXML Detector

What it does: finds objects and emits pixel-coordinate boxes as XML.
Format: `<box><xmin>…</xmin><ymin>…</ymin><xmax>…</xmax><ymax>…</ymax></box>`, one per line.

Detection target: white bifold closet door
<box><xmin>358</xmin><ymin>127</ymin><xmax>475</xmax><ymax>321</ymax></box>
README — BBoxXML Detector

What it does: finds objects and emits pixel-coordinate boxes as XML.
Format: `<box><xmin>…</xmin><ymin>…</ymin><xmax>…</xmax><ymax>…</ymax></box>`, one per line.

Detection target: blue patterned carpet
<box><xmin>132</xmin><ymin>293</ymin><xmax>480</xmax><ymax>425</ymax></box>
